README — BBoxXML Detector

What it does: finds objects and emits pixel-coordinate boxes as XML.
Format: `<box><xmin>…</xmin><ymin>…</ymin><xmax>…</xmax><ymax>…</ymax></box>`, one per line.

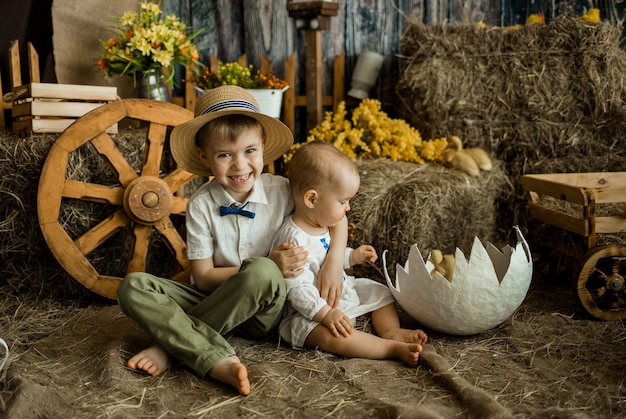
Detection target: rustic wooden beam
<box><xmin>9</xmin><ymin>40</ymin><xmax>22</xmax><ymax>89</ymax></box>
<box><xmin>332</xmin><ymin>52</ymin><xmax>345</xmax><ymax>111</ymax></box>
<box><xmin>185</xmin><ymin>65</ymin><xmax>196</xmax><ymax>111</ymax></box>
<box><xmin>260</xmin><ymin>55</ymin><xmax>272</xmax><ymax>75</ymax></box>
<box><xmin>283</xmin><ymin>53</ymin><xmax>297</xmax><ymax>133</ymax></box>
<box><xmin>287</xmin><ymin>1</ymin><xmax>338</xmax><ymax>131</ymax></box>
<box><xmin>305</xmin><ymin>29</ymin><xmax>323</xmax><ymax>131</ymax></box>
<box><xmin>287</xmin><ymin>1</ymin><xmax>338</xmax><ymax>30</ymax></box>
<box><xmin>28</xmin><ymin>42</ymin><xmax>40</xmax><ymax>84</ymax></box>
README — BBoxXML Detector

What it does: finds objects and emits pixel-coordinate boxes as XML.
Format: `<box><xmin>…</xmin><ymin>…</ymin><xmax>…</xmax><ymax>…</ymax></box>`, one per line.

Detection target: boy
<box><xmin>117</xmin><ymin>86</ymin><xmax>347</xmax><ymax>395</ymax></box>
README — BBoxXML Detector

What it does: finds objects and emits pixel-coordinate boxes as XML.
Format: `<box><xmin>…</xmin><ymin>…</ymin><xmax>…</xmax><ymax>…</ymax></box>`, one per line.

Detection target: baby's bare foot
<box><xmin>400</xmin><ymin>343</ymin><xmax>421</xmax><ymax>367</ymax></box>
<box><xmin>383</xmin><ymin>328</ymin><xmax>428</xmax><ymax>345</ymax></box>
<box><xmin>127</xmin><ymin>343</ymin><xmax>170</xmax><ymax>376</ymax></box>
<box><xmin>209</xmin><ymin>355</ymin><xmax>250</xmax><ymax>396</ymax></box>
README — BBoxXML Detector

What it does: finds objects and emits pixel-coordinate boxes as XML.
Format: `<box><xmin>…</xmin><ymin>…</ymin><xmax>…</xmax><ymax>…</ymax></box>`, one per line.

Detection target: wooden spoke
<box><xmin>154</xmin><ymin>217</ymin><xmax>189</xmax><ymax>269</ymax></box>
<box><xmin>74</xmin><ymin>209</ymin><xmax>131</xmax><ymax>255</ymax></box>
<box><xmin>169</xmin><ymin>196</ymin><xmax>188</xmax><ymax>216</ymax></box>
<box><xmin>163</xmin><ymin>167</ymin><xmax>197</xmax><ymax>192</ymax></box>
<box><xmin>91</xmin><ymin>131</ymin><xmax>140</xmax><ymax>186</ymax></box>
<box><xmin>142</xmin><ymin>123</ymin><xmax>167</xmax><ymax>177</ymax></box>
<box><xmin>37</xmin><ymin>99</ymin><xmax>196</xmax><ymax>300</ymax></box>
<box><xmin>127</xmin><ymin>223</ymin><xmax>153</xmax><ymax>274</ymax></box>
<box><xmin>577</xmin><ymin>246</ymin><xmax>626</xmax><ymax>321</ymax></box>
<box><xmin>63</xmin><ymin>180</ymin><xmax>124</xmax><ymax>205</ymax></box>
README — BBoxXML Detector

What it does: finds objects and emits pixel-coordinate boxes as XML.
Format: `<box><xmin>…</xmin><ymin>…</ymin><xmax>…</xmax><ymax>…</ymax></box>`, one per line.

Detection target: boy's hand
<box><xmin>321</xmin><ymin>308</ymin><xmax>352</xmax><ymax>338</ymax></box>
<box><xmin>317</xmin><ymin>263</ymin><xmax>343</xmax><ymax>309</ymax></box>
<box><xmin>350</xmin><ymin>245</ymin><xmax>378</xmax><ymax>267</ymax></box>
<box><xmin>269</xmin><ymin>243</ymin><xmax>308</xmax><ymax>277</ymax></box>
<box><xmin>320</xmin><ymin>215</ymin><xmax>347</xmax><ymax>308</ymax></box>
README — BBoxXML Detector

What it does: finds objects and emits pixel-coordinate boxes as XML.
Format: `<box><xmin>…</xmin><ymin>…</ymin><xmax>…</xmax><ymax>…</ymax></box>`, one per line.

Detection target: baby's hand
<box><xmin>350</xmin><ymin>245</ymin><xmax>378</xmax><ymax>267</ymax></box>
<box><xmin>321</xmin><ymin>308</ymin><xmax>352</xmax><ymax>338</ymax></box>
<box><xmin>269</xmin><ymin>243</ymin><xmax>308</xmax><ymax>277</ymax></box>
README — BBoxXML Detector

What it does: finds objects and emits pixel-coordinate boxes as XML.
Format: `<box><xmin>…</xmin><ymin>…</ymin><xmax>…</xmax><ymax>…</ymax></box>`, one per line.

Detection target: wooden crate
<box><xmin>11</xmin><ymin>82</ymin><xmax>118</xmax><ymax>136</ymax></box>
<box><xmin>521</xmin><ymin>172</ymin><xmax>626</xmax><ymax>321</ymax></box>
<box><xmin>521</xmin><ymin>172</ymin><xmax>626</xmax><ymax>251</ymax></box>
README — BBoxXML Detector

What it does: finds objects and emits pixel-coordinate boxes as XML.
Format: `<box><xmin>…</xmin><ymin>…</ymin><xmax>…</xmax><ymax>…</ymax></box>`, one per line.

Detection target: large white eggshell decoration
<box><xmin>384</xmin><ymin>226</ymin><xmax>533</xmax><ymax>335</ymax></box>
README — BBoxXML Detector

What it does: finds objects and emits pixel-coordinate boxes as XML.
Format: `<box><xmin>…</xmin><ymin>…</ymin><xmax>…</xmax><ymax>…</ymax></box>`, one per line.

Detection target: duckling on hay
<box><xmin>444</xmin><ymin>135</ymin><xmax>492</xmax><ymax>176</ymax></box>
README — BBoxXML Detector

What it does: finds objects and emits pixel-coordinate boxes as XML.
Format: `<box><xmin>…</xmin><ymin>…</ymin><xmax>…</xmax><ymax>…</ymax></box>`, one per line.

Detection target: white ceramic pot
<box><xmin>245</xmin><ymin>87</ymin><xmax>289</xmax><ymax>118</ymax></box>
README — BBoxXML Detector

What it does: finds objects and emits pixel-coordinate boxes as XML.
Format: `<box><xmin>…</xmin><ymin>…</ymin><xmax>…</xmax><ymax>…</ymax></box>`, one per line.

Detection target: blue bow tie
<box><xmin>219</xmin><ymin>203</ymin><xmax>255</xmax><ymax>219</ymax></box>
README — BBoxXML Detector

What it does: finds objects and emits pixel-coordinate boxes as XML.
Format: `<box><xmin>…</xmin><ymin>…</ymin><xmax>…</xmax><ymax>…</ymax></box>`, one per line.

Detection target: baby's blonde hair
<box><xmin>287</xmin><ymin>140</ymin><xmax>358</xmax><ymax>195</ymax></box>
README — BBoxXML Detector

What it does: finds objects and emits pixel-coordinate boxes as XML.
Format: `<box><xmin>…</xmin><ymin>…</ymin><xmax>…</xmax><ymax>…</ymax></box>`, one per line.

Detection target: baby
<box><xmin>272</xmin><ymin>140</ymin><xmax>428</xmax><ymax>366</ymax></box>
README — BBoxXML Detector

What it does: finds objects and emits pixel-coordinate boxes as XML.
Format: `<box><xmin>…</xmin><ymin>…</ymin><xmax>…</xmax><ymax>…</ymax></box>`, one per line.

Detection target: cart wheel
<box><xmin>577</xmin><ymin>246</ymin><xmax>626</xmax><ymax>321</ymax></box>
<box><xmin>38</xmin><ymin>99</ymin><xmax>197</xmax><ymax>300</ymax></box>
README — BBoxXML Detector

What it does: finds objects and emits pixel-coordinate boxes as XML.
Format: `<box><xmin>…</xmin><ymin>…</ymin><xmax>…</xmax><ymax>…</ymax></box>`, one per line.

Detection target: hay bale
<box><xmin>350</xmin><ymin>159</ymin><xmax>509</xmax><ymax>272</ymax></box>
<box><xmin>0</xmin><ymin>134</ymin><xmax>78</xmax><ymax>299</ymax></box>
<box><xmin>0</xmin><ymin>130</ymin><xmax>191</xmax><ymax>300</ymax></box>
<box><xmin>395</xmin><ymin>16</ymin><xmax>626</xmax><ymax>238</ymax></box>
<box><xmin>396</xmin><ymin>16</ymin><xmax>626</xmax><ymax>154</ymax></box>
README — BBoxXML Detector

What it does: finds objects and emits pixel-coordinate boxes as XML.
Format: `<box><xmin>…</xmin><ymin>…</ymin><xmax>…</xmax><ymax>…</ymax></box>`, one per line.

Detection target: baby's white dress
<box><xmin>271</xmin><ymin>216</ymin><xmax>395</xmax><ymax>348</ymax></box>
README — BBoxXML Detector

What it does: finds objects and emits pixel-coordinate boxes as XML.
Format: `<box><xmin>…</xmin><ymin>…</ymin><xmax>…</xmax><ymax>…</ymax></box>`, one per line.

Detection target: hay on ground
<box><xmin>2</xmin><ymin>272</ymin><xmax>626</xmax><ymax>417</ymax></box>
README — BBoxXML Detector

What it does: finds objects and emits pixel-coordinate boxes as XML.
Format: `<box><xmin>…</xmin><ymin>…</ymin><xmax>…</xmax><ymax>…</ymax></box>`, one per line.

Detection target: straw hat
<box><xmin>170</xmin><ymin>85</ymin><xmax>293</xmax><ymax>177</ymax></box>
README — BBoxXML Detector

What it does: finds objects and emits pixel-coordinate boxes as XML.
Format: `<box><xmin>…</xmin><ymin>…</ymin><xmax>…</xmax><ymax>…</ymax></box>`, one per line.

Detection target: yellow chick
<box><xmin>526</xmin><ymin>12</ymin><xmax>545</xmax><ymax>25</ymax></box>
<box><xmin>463</xmin><ymin>148</ymin><xmax>493</xmax><ymax>171</ymax></box>
<box><xmin>580</xmin><ymin>8</ymin><xmax>600</xmax><ymax>22</ymax></box>
<box><xmin>440</xmin><ymin>254</ymin><xmax>456</xmax><ymax>282</ymax></box>
<box><xmin>444</xmin><ymin>136</ymin><xmax>480</xmax><ymax>176</ymax></box>
<box><xmin>429</xmin><ymin>249</ymin><xmax>444</xmax><ymax>278</ymax></box>
<box><xmin>427</xmin><ymin>249</ymin><xmax>455</xmax><ymax>282</ymax></box>
<box><xmin>448</xmin><ymin>150</ymin><xmax>480</xmax><ymax>176</ymax></box>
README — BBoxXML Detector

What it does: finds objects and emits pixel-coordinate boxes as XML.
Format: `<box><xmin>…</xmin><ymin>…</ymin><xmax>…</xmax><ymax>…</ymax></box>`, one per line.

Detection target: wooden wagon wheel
<box><xmin>38</xmin><ymin>99</ymin><xmax>197</xmax><ymax>300</ymax></box>
<box><xmin>577</xmin><ymin>246</ymin><xmax>626</xmax><ymax>321</ymax></box>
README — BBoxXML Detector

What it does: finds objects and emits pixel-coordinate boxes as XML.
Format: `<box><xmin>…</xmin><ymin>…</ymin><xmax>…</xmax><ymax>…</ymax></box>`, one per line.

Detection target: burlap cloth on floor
<box><xmin>4</xmin><ymin>305</ymin><xmax>511</xmax><ymax>418</ymax></box>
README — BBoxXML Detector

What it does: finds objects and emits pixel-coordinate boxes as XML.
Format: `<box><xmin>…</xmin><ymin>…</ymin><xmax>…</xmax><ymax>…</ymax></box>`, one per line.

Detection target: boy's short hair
<box><xmin>195</xmin><ymin>114</ymin><xmax>264</xmax><ymax>149</ymax></box>
<box><xmin>288</xmin><ymin>140</ymin><xmax>358</xmax><ymax>194</ymax></box>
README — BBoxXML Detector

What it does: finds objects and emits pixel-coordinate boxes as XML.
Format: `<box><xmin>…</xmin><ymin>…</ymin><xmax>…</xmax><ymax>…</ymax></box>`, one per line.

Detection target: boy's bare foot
<box><xmin>127</xmin><ymin>343</ymin><xmax>170</xmax><ymax>376</ymax></box>
<box><xmin>382</xmin><ymin>328</ymin><xmax>428</xmax><ymax>345</ymax></box>
<box><xmin>208</xmin><ymin>355</ymin><xmax>250</xmax><ymax>396</ymax></box>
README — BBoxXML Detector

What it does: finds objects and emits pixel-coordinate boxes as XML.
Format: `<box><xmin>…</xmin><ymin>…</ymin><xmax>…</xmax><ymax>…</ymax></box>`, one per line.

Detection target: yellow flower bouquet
<box><xmin>97</xmin><ymin>1</ymin><xmax>203</xmax><ymax>86</ymax></box>
<box><xmin>286</xmin><ymin>99</ymin><xmax>449</xmax><ymax>164</ymax></box>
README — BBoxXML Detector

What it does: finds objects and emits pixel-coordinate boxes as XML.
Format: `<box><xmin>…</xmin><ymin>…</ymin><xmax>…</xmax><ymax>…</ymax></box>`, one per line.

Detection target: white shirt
<box><xmin>186</xmin><ymin>173</ymin><xmax>293</xmax><ymax>267</ymax></box>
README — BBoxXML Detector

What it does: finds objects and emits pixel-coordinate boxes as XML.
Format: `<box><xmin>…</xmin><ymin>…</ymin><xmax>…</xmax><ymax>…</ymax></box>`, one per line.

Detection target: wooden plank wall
<box><xmin>164</xmin><ymin>0</ymin><xmax>624</xmax><ymax>137</ymax></box>
<box><xmin>164</xmin><ymin>1</ymin><xmax>453</xmax><ymax>105</ymax></box>
<box><xmin>503</xmin><ymin>0</ymin><xmax>625</xmax><ymax>26</ymax></box>
<box><xmin>162</xmin><ymin>0</ymin><xmax>449</xmax><ymax>137</ymax></box>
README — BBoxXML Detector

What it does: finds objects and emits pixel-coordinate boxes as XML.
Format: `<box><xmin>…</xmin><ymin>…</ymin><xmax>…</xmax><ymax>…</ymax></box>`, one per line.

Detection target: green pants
<box><xmin>117</xmin><ymin>257</ymin><xmax>286</xmax><ymax>378</ymax></box>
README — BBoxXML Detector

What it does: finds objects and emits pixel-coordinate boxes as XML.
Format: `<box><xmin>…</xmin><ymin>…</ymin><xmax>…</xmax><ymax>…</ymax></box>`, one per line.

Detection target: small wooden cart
<box><xmin>521</xmin><ymin>172</ymin><xmax>626</xmax><ymax>320</ymax></box>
